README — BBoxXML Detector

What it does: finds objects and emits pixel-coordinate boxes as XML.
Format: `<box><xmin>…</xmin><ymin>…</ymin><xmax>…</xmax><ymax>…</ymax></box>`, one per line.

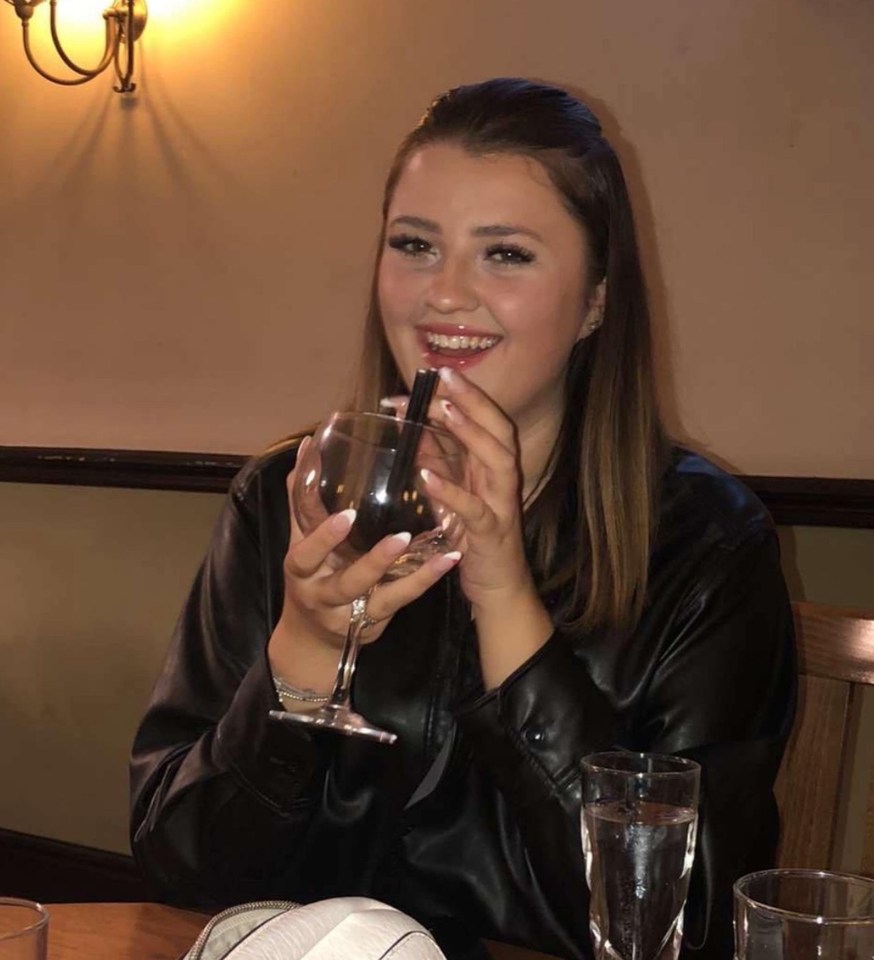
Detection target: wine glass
<box><xmin>270</xmin><ymin>410</ymin><xmax>467</xmax><ymax>745</ymax></box>
<box><xmin>581</xmin><ymin>751</ymin><xmax>701</xmax><ymax>960</ymax></box>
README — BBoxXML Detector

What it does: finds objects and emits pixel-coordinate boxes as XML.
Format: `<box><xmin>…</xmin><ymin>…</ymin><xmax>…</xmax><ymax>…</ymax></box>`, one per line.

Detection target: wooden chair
<box><xmin>774</xmin><ymin>601</ymin><xmax>874</xmax><ymax>873</ymax></box>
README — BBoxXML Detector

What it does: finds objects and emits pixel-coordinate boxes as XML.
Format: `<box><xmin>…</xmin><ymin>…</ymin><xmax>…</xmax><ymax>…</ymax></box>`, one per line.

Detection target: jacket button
<box><xmin>524</xmin><ymin>725</ymin><xmax>545</xmax><ymax>744</ymax></box>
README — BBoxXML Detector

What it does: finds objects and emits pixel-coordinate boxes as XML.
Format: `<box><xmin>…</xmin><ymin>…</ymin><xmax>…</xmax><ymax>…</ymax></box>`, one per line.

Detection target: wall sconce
<box><xmin>4</xmin><ymin>0</ymin><xmax>147</xmax><ymax>93</ymax></box>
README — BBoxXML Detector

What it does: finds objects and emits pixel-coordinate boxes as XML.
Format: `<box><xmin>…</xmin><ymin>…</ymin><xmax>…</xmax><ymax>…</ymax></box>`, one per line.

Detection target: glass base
<box><xmin>269</xmin><ymin>704</ymin><xmax>398</xmax><ymax>744</ymax></box>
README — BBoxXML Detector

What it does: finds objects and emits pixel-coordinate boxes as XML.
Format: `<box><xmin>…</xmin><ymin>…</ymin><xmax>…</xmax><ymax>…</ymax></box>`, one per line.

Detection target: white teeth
<box><xmin>425</xmin><ymin>332</ymin><xmax>498</xmax><ymax>353</ymax></box>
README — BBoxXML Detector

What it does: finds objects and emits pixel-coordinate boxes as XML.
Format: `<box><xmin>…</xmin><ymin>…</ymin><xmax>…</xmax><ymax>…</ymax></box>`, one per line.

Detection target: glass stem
<box><xmin>329</xmin><ymin>589</ymin><xmax>373</xmax><ymax>708</ymax></box>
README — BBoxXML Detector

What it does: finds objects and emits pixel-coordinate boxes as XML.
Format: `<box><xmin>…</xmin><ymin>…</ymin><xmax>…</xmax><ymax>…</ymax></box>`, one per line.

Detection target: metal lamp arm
<box><xmin>21</xmin><ymin>19</ymin><xmax>104</xmax><ymax>85</ymax></box>
<box><xmin>112</xmin><ymin>0</ymin><xmax>136</xmax><ymax>92</ymax></box>
<box><xmin>48</xmin><ymin>0</ymin><xmax>117</xmax><ymax>77</ymax></box>
<box><xmin>5</xmin><ymin>0</ymin><xmax>146</xmax><ymax>92</ymax></box>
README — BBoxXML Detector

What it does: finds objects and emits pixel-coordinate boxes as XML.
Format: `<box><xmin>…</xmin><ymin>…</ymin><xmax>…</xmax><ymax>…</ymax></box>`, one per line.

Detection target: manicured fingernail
<box><xmin>434</xmin><ymin>550</ymin><xmax>462</xmax><ymax>572</ymax></box>
<box><xmin>385</xmin><ymin>531</ymin><xmax>412</xmax><ymax>550</ymax></box>
<box><xmin>420</xmin><ymin>467</ymin><xmax>441</xmax><ymax>488</ymax></box>
<box><xmin>438</xmin><ymin>367</ymin><xmax>454</xmax><ymax>385</ymax></box>
<box><xmin>439</xmin><ymin>399</ymin><xmax>461</xmax><ymax>422</ymax></box>
<box><xmin>379</xmin><ymin>396</ymin><xmax>407</xmax><ymax>414</ymax></box>
<box><xmin>331</xmin><ymin>508</ymin><xmax>356</xmax><ymax>532</ymax></box>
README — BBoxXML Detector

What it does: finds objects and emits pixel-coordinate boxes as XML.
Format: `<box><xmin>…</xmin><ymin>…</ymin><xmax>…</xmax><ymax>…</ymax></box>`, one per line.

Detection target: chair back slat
<box><xmin>792</xmin><ymin>602</ymin><xmax>874</xmax><ymax>684</ymax></box>
<box><xmin>774</xmin><ymin>675</ymin><xmax>851</xmax><ymax>867</ymax></box>
<box><xmin>775</xmin><ymin>603</ymin><xmax>874</xmax><ymax>872</ymax></box>
<box><xmin>865</xmin><ymin>768</ymin><xmax>874</xmax><ymax>875</ymax></box>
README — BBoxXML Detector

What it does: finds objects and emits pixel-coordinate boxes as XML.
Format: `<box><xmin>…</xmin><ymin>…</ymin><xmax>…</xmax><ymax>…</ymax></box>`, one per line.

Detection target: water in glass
<box><xmin>583</xmin><ymin>799</ymin><xmax>697</xmax><ymax>960</ymax></box>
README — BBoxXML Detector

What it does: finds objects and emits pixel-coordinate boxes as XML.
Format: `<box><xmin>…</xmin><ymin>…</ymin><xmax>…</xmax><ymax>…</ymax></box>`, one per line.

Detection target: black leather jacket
<box><xmin>130</xmin><ymin>442</ymin><xmax>796</xmax><ymax>960</ymax></box>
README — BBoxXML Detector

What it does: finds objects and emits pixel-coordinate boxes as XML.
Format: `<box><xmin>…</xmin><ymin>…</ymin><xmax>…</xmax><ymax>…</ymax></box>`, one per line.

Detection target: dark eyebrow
<box><xmin>471</xmin><ymin>224</ymin><xmax>544</xmax><ymax>243</ymax></box>
<box><xmin>387</xmin><ymin>215</ymin><xmax>441</xmax><ymax>233</ymax></box>
<box><xmin>387</xmin><ymin>217</ymin><xmax>543</xmax><ymax>244</ymax></box>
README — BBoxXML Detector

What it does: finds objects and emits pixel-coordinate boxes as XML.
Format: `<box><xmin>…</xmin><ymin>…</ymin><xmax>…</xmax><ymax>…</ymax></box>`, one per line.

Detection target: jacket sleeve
<box><xmin>456</xmin><ymin>529</ymin><xmax>796</xmax><ymax>960</ymax></box>
<box><xmin>129</xmin><ymin>465</ymin><xmax>331</xmax><ymax>906</ymax></box>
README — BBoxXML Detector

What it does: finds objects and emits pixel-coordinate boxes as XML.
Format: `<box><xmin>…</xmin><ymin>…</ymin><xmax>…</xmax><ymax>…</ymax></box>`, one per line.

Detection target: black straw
<box><xmin>385</xmin><ymin>368</ymin><xmax>439</xmax><ymax>502</ymax></box>
<box><xmin>347</xmin><ymin>369</ymin><xmax>439</xmax><ymax>554</ymax></box>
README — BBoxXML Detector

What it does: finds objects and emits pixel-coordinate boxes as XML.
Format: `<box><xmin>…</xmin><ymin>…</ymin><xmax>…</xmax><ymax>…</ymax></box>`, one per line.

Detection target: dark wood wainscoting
<box><xmin>1</xmin><ymin>446</ymin><xmax>873</xmax><ymax>528</ymax></box>
<box><xmin>0</xmin><ymin>828</ymin><xmax>151</xmax><ymax>903</ymax></box>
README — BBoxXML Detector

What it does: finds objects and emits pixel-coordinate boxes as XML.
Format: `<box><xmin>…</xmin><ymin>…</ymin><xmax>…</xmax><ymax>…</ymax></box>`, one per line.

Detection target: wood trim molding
<box><xmin>1</xmin><ymin>445</ymin><xmax>873</xmax><ymax>528</ymax></box>
<box><xmin>0</xmin><ymin>447</ymin><xmax>244</xmax><ymax>494</ymax></box>
<box><xmin>0</xmin><ymin>828</ymin><xmax>150</xmax><ymax>903</ymax></box>
<box><xmin>740</xmin><ymin>475</ymin><xmax>874</xmax><ymax>530</ymax></box>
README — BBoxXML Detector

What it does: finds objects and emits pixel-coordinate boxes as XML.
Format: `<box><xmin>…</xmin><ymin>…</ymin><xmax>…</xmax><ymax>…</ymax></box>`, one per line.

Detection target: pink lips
<box><xmin>416</xmin><ymin>325</ymin><xmax>501</xmax><ymax>371</ymax></box>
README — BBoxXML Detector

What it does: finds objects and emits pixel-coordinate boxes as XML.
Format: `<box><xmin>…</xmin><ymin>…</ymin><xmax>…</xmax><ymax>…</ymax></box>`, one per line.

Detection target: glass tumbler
<box><xmin>0</xmin><ymin>898</ymin><xmax>48</xmax><ymax>960</ymax></box>
<box><xmin>734</xmin><ymin>869</ymin><xmax>874</xmax><ymax>958</ymax></box>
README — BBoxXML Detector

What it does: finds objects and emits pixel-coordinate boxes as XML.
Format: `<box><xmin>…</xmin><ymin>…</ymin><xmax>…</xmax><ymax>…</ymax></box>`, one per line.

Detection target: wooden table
<box><xmin>45</xmin><ymin>902</ymin><xmax>560</xmax><ymax>959</ymax></box>
<box><xmin>47</xmin><ymin>903</ymin><xmax>206</xmax><ymax>959</ymax></box>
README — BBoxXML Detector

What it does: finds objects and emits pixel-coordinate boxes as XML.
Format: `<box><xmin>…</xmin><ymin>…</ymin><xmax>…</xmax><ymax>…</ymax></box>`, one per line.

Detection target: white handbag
<box><xmin>182</xmin><ymin>896</ymin><xmax>448</xmax><ymax>960</ymax></box>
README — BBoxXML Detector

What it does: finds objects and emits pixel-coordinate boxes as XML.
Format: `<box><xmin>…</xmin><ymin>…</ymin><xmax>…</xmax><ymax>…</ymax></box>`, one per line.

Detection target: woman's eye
<box><xmin>485</xmin><ymin>243</ymin><xmax>535</xmax><ymax>266</ymax></box>
<box><xmin>387</xmin><ymin>234</ymin><xmax>433</xmax><ymax>258</ymax></box>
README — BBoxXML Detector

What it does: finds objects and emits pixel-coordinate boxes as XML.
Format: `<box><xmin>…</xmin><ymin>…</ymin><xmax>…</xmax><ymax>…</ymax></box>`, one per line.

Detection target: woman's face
<box><xmin>378</xmin><ymin>143</ymin><xmax>602</xmax><ymax>434</ymax></box>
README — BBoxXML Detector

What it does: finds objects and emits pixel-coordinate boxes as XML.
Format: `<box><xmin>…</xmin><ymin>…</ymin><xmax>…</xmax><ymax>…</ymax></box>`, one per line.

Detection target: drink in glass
<box><xmin>270</xmin><ymin>410</ymin><xmax>466</xmax><ymax>744</ymax></box>
<box><xmin>581</xmin><ymin>751</ymin><xmax>700</xmax><ymax>960</ymax></box>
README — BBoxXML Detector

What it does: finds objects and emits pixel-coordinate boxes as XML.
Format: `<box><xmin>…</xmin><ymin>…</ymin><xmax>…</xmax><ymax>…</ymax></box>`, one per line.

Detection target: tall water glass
<box><xmin>581</xmin><ymin>751</ymin><xmax>700</xmax><ymax>960</ymax></box>
<box><xmin>0</xmin><ymin>898</ymin><xmax>48</xmax><ymax>960</ymax></box>
<box><xmin>734</xmin><ymin>869</ymin><xmax>874</xmax><ymax>958</ymax></box>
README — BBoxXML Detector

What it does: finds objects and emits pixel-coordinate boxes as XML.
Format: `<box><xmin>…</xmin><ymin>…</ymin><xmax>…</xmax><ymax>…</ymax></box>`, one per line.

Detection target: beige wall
<box><xmin>1</xmin><ymin>0</ymin><xmax>872</xmax><ymax>476</ymax></box>
<box><xmin>0</xmin><ymin>483</ymin><xmax>223</xmax><ymax>852</ymax></box>
<box><xmin>1</xmin><ymin>479</ymin><xmax>872</xmax><ymax>856</ymax></box>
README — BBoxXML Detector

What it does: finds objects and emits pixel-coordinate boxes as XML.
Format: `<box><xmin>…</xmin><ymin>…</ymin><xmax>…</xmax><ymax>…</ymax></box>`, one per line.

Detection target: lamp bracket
<box><xmin>109</xmin><ymin>0</ymin><xmax>146</xmax><ymax>43</ymax></box>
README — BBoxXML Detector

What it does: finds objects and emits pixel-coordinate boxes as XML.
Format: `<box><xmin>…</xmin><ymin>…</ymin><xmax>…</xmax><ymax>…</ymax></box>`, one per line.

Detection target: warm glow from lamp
<box><xmin>45</xmin><ymin>0</ymin><xmax>107</xmax><ymax>30</ymax></box>
<box><xmin>26</xmin><ymin>0</ymin><xmax>110</xmax><ymax>62</ymax></box>
<box><xmin>4</xmin><ymin>0</ymin><xmax>145</xmax><ymax>91</ymax></box>
<box><xmin>146</xmin><ymin>0</ymin><xmax>234</xmax><ymax>46</ymax></box>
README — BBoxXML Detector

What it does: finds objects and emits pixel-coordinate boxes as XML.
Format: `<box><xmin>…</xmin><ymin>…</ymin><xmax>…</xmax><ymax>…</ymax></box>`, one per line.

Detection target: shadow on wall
<box><xmin>775</xmin><ymin>526</ymin><xmax>805</xmax><ymax>602</ymax></box>
<box><xmin>1</xmin><ymin>47</ymin><xmax>244</xmax><ymax>337</ymax></box>
<box><xmin>558</xmin><ymin>80</ymin><xmax>685</xmax><ymax>447</ymax></box>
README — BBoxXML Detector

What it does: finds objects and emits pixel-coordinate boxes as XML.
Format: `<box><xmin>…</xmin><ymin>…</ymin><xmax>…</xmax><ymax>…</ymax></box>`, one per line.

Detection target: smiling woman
<box><xmin>130</xmin><ymin>78</ymin><xmax>796</xmax><ymax>960</ymax></box>
<box><xmin>378</xmin><ymin>146</ymin><xmax>599</xmax><ymax>451</ymax></box>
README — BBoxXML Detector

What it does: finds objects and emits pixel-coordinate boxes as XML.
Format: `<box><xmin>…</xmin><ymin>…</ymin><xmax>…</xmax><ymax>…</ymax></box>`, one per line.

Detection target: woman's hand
<box><xmin>267</xmin><ymin>442</ymin><xmax>461</xmax><ymax>698</ymax></box>
<box><xmin>422</xmin><ymin>368</ymin><xmax>530</xmax><ymax>607</ymax></box>
<box><xmin>421</xmin><ymin>368</ymin><xmax>555</xmax><ymax>687</ymax></box>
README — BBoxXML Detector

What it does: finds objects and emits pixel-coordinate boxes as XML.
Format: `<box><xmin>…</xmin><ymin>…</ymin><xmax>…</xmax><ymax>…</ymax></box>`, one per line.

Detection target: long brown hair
<box><xmin>353</xmin><ymin>78</ymin><xmax>668</xmax><ymax>632</ymax></box>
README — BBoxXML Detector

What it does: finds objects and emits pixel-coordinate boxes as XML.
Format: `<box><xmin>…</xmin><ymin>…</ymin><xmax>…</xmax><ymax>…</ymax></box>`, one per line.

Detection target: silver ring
<box><xmin>360</xmin><ymin>615</ymin><xmax>380</xmax><ymax>630</ymax></box>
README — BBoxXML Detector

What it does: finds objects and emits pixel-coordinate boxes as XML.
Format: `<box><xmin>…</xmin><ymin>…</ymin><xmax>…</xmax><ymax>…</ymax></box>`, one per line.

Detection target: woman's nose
<box><xmin>424</xmin><ymin>257</ymin><xmax>479</xmax><ymax>314</ymax></box>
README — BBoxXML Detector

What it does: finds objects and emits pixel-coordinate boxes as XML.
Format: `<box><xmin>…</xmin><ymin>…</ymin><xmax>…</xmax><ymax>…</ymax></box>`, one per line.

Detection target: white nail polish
<box><xmin>387</xmin><ymin>531</ymin><xmax>412</xmax><ymax>548</ymax></box>
<box><xmin>435</xmin><ymin>550</ymin><xmax>462</xmax><ymax>570</ymax></box>
<box><xmin>334</xmin><ymin>508</ymin><xmax>357</xmax><ymax>529</ymax></box>
<box><xmin>438</xmin><ymin>367</ymin><xmax>455</xmax><ymax>385</ymax></box>
<box><xmin>439</xmin><ymin>398</ymin><xmax>461</xmax><ymax>423</ymax></box>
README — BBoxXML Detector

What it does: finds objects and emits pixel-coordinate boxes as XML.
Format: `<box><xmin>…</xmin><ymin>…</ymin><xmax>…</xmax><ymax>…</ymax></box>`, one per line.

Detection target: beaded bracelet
<box><xmin>273</xmin><ymin>675</ymin><xmax>330</xmax><ymax>704</ymax></box>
